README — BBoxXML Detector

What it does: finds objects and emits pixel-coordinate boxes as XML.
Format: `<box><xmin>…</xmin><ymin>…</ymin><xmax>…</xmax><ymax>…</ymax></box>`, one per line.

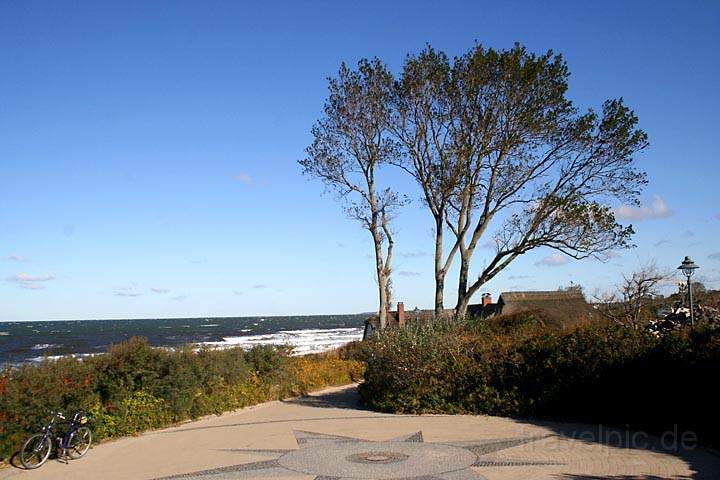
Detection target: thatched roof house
<box><xmin>363</xmin><ymin>289</ymin><xmax>592</xmax><ymax>338</ymax></box>
<box><xmin>481</xmin><ymin>290</ymin><xmax>593</xmax><ymax>328</ymax></box>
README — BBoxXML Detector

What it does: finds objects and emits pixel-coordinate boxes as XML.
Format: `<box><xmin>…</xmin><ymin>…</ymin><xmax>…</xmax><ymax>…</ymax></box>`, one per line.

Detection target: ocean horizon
<box><xmin>0</xmin><ymin>313</ymin><xmax>369</xmax><ymax>366</ymax></box>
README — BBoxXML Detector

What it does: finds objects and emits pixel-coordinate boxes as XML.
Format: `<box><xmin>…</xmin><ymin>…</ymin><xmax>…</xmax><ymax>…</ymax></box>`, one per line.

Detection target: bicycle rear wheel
<box><xmin>20</xmin><ymin>434</ymin><xmax>52</xmax><ymax>469</ymax></box>
<box><xmin>68</xmin><ymin>426</ymin><xmax>92</xmax><ymax>458</ymax></box>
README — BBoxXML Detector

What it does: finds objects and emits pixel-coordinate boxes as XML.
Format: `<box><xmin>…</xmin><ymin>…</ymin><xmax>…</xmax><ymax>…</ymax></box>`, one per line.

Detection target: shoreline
<box><xmin>0</xmin><ymin>316</ymin><xmax>366</xmax><ymax>366</ymax></box>
<box><xmin>2</xmin><ymin>328</ymin><xmax>364</xmax><ymax>368</ymax></box>
<box><xmin>0</xmin><ymin>312</ymin><xmax>376</xmax><ymax>323</ymax></box>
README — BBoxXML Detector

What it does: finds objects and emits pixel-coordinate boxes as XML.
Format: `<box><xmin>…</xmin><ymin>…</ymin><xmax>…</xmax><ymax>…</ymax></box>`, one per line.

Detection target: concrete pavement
<box><xmin>3</xmin><ymin>384</ymin><xmax>719</xmax><ymax>479</ymax></box>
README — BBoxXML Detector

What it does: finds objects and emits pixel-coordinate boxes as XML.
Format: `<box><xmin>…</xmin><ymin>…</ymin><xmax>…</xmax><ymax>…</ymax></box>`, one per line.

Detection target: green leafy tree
<box><xmin>392</xmin><ymin>44</ymin><xmax>648</xmax><ymax>317</ymax></box>
<box><xmin>300</xmin><ymin>59</ymin><xmax>402</xmax><ymax>328</ymax></box>
<box><xmin>389</xmin><ymin>47</ymin><xmax>466</xmax><ymax>315</ymax></box>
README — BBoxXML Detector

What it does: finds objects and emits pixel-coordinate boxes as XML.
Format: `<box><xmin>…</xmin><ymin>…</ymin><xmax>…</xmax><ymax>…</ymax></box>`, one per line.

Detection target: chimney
<box><xmin>397</xmin><ymin>302</ymin><xmax>405</xmax><ymax>327</ymax></box>
<box><xmin>482</xmin><ymin>293</ymin><xmax>492</xmax><ymax>306</ymax></box>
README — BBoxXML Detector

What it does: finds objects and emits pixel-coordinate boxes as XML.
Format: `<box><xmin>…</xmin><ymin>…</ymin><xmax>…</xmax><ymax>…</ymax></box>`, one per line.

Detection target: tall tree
<box><xmin>446</xmin><ymin>45</ymin><xmax>649</xmax><ymax>317</ymax></box>
<box><xmin>390</xmin><ymin>47</ymin><xmax>466</xmax><ymax>316</ymax></box>
<box><xmin>300</xmin><ymin>59</ymin><xmax>401</xmax><ymax>329</ymax></box>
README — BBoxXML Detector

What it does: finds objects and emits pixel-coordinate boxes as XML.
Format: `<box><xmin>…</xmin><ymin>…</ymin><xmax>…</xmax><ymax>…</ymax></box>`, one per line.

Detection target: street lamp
<box><xmin>677</xmin><ymin>256</ymin><xmax>699</xmax><ymax>326</ymax></box>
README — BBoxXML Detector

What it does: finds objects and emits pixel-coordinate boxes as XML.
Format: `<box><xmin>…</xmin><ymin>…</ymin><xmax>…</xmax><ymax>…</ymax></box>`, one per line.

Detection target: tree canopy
<box><xmin>303</xmin><ymin>43</ymin><xmax>648</xmax><ymax>320</ymax></box>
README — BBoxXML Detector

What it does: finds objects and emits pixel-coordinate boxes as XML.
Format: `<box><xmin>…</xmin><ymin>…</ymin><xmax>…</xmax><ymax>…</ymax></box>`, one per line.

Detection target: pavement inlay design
<box><xmin>154</xmin><ymin>430</ymin><xmax>561</xmax><ymax>479</ymax></box>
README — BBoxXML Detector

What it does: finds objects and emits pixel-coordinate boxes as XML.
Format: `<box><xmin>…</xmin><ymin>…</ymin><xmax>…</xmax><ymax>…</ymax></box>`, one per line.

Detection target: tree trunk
<box><xmin>435</xmin><ymin>216</ymin><xmax>446</xmax><ymax>318</ymax></box>
<box><xmin>434</xmin><ymin>273</ymin><xmax>445</xmax><ymax>318</ymax></box>
<box><xmin>372</xmin><ymin>227</ymin><xmax>389</xmax><ymax>330</ymax></box>
<box><xmin>456</xmin><ymin>279</ymin><xmax>482</xmax><ymax>319</ymax></box>
<box><xmin>455</xmin><ymin>249</ymin><xmax>470</xmax><ymax>318</ymax></box>
<box><xmin>455</xmin><ymin>295</ymin><xmax>470</xmax><ymax>320</ymax></box>
<box><xmin>377</xmin><ymin>271</ymin><xmax>389</xmax><ymax>329</ymax></box>
<box><xmin>433</xmin><ymin>216</ymin><xmax>445</xmax><ymax>318</ymax></box>
<box><xmin>379</xmin><ymin>208</ymin><xmax>395</xmax><ymax>330</ymax></box>
<box><xmin>454</xmin><ymin>212</ymin><xmax>493</xmax><ymax>319</ymax></box>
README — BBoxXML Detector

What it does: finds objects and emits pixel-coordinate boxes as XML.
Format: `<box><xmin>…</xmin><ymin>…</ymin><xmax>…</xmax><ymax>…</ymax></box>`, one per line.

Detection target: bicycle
<box><xmin>19</xmin><ymin>410</ymin><xmax>92</xmax><ymax>469</ymax></box>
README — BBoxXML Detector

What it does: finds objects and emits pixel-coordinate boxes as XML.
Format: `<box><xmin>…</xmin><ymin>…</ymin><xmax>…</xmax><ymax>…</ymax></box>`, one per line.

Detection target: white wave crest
<box><xmin>199</xmin><ymin>327</ymin><xmax>363</xmax><ymax>355</ymax></box>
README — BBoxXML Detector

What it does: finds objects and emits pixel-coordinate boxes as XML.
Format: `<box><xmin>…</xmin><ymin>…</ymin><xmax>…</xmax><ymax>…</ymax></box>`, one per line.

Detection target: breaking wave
<box><xmin>199</xmin><ymin>327</ymin><xmax>364</xmax><ymax>355</ymax></box>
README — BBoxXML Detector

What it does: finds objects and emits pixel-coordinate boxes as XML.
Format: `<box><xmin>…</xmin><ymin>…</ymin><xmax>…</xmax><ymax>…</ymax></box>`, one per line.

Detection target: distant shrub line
<box><xmin>358</xmin><ymin>313</ymin><xmax>720</xmax><ymax>447</ymax></box>
<box><xmin>0</xmin><ymin>337</ymin><xmax>364</xmax><ymax>461</ymax></box>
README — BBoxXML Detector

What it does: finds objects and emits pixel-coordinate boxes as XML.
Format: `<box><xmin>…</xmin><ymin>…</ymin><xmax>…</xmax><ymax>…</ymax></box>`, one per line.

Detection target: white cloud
<box><xmin>170</xmin><ymin>294</ymin><xmax>188</xmax><ymax>301</ymax></box>
<box><xmin>508</xmin><ymin>274</ymin><xmax>532</xmax><ymax>280</ymax></box>
<box><xmin>398</xmin><ymin>271</ymin><xmax>421</xmax><ymax>277</ymax></box>
<box><xmin>233</xmin><ymin>290</ymin><xmax>243</xmax><ymax>296</ymax></box>
<box><xmin>658</xmin><ymin>277</ymin><xmax>683</xmax><ymax>288</ymax></box>
<box><xmin>251</xmin><ymin>284</ymin><xmax>267</xmax><ymax>289</ymax></box>
<box><xmin>6</xmin><ymin>254</ymin><xmax>29</xmax><ymax>262</ymax></box>
<box><xmin>594</xmin><ymin>250</ymin><xmax>622</xmax><ymax>262</ymax></box>
<box><xmin>190</xmin><ymin>258</ymin><xmax>208</xmax><ymax>264</ymax></box>
<box><xmin>698</xmin><ymin>273</ymin><xmax>720</xmax><ymax>285</ymax></box>
<box><xmin>479</xmin><ymin>240</ymin><xmax>497</xmax><ymax>250</ymax></box>
<box><xmin>20</xmin><ymin>284</ymin><xmax>46</xmax><ymax>290</ymax></box>
<box><xmin>234</xmin><ymin>173</ymin><xmax>252</xmax><ymax>185</ymax></box>
<box><xmin>115</xmin><ymin>283</ymin><xmax>142</xmax><ymax>297</ymax></box>
<box><xmin>535</xmin><ymin>253</ymin><xmax>569</xmax><ymax>267</ymax></box>
<box><xmin>615</xmin><ymin>195</ymin><xmax>673</xmax><ymax>221</ymax></box>
<box><xmin>151</xmin><ymin>287</ymin><xmax>170</xmax><ymax>293</ymax></box>
<box><xmin>7</xmin><ymin>273</ymin><xmax>55</xmax><ymax>283</ymax></box>
<box><xmin>399</xmin><ymin>251</ymin><xmax>429</xmax><ymax>259</ymax></box>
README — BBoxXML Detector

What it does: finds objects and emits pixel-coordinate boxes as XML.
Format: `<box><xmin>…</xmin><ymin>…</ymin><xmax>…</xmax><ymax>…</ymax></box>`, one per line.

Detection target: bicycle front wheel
<box><xmin>68</xmin><ymin>426</ymin><xmax>92</xmax><ymax>458</ymax></box>
<box><xmin>20</xmin><ymin>434</ymin><xmax>52</xmax><ymax>469</ymax></box>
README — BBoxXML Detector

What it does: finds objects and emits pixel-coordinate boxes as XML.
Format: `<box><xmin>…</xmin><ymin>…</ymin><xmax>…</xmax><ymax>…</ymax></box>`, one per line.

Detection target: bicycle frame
<box><xmin>21</xmin><ymin>410</ymin><xmax>90</xmax><ymax>469</ymax></box>
<box><xmin>39</xmin><ymin>412</ymin><xmax>83</xmax><ymax>454</ymax></box>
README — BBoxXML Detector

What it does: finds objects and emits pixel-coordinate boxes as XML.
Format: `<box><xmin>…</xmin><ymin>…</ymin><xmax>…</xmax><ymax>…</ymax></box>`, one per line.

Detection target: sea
<box><xmin>0</xmin><ymin>314</ymin><xmax>368</xmax><ymax>367</ymax></box>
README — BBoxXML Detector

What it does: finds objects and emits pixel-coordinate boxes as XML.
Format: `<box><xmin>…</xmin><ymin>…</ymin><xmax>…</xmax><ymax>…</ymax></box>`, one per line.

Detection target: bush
<box><xmin>0</xmin><ymin>338</ymin><xmax>364</xmax><ymax>461</ymax></box>
<box><xmin>333</xmin><ymin>340</ymin><xmax>371</xmax><ymax>361</ymax></box>
<box><xmin>359</xmin><ymin>317</ymin><xmax>720</xmax><ymax>447</ymax></box>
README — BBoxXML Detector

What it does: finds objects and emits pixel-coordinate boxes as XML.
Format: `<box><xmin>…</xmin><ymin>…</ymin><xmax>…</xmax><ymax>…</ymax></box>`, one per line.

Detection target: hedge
<box><xmin>359</xmin><ymin>315</ymin><xmax>720</xmax><ymax>447</ymax></box>
<box><xmin>0</xmin><ymin>337</ymin><xmax>364</xmax><ymax>460</ymax></box>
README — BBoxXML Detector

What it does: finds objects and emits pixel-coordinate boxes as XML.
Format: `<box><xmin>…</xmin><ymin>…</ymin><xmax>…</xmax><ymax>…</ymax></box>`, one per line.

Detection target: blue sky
<box><xmin>2</xmin><ymin>1</ymin><xmax>719</xmax><ymax>320</ymax></box>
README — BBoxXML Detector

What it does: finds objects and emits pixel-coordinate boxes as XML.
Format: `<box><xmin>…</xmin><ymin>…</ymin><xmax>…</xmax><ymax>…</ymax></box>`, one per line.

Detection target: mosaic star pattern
<box><xmin>154</xmin><ymin>430</ymin><xmax>561</xmax><ymax>480</ymax></box>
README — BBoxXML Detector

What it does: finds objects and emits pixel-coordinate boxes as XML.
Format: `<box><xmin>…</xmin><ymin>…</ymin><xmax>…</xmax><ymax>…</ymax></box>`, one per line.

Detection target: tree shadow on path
<box><xmin>557</xmin><ymin>476</ymin><xmax>690</xmax><ymax>480</ymax></box>
<box><xmin>523</xmin><ymin>419</ymin><xmax>720</xmax><ymax>480</ymax></box>
<box><xmin>282</xmin><ymin>384</ymin><xmax>367</xmax><ymax>410</ymax></box>
<box><xmin>284</xmin><ymin>386</ymin><xmax>720</xmax><ymax>478</ymax></box>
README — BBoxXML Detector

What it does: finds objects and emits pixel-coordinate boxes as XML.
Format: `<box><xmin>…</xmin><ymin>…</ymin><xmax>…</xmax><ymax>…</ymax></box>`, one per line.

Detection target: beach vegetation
<box><xmin>0</xmin><ymin>337</ymin><xmax>363</xmax><ymax>461</ymax></box>
<box><xmin>359</xmin><ymin>314</ymin><xmax>720</xmax><ymax>447</ymax></box>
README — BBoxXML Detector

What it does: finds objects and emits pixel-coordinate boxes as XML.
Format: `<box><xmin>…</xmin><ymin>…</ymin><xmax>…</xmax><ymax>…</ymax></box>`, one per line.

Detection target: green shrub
<box><xmin>116</xmin><ymin>391</ymin><xmax>172</xmax><ymax>435</ymax></box>
<box><xmin>289</xmin><ymin>356</ymin><xmax>365</xmax><ymax>394</ymax></box>
<box><xmin>359</xmin><ymin>318</ymin><xmax>720</xmax><ymax>447</ymax></box>
<box><xmin>333</xmin><ymin>340</ymin><xmax>370</xmax><ymax>361</ymax></box>
<box><xmin>0</xmin><ymin>338</ymin><xmax>363</xmax><ymax>461</ymax></box>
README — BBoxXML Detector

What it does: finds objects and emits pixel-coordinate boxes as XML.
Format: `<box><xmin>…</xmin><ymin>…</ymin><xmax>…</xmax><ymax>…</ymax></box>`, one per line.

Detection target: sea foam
<box><xmin>199</xmin><ymin>327</ymin><xmax>363</xmax><ymax>355</ymax></box>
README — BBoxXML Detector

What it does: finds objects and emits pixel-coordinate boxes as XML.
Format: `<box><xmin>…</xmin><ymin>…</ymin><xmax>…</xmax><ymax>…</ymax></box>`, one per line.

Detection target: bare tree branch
<box><xmin>595</xmin><ymin>263</ymin><xmax>667</xmax><ymax>329</ymax></box>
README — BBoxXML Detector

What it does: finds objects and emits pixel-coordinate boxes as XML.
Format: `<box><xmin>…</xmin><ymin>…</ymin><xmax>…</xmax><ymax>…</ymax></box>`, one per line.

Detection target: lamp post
<box><xmin>677</xmin><ymin>256</ymin><xmax>699</xmax><ymax>326</ymax></box>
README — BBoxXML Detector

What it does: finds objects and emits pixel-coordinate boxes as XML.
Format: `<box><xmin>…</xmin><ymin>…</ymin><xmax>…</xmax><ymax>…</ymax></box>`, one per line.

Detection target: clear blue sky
<box><xmin>2</xmin><ymin>1</ymin><xmax>719</xmax><ymax>320</ymax></box>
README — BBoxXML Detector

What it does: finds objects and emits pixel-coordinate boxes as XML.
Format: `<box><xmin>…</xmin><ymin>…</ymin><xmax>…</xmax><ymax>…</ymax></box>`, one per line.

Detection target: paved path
<box><xmin>3</xmin><ymin>384</ymin><xmax>719</xmax><ymax>479</ymax></box>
